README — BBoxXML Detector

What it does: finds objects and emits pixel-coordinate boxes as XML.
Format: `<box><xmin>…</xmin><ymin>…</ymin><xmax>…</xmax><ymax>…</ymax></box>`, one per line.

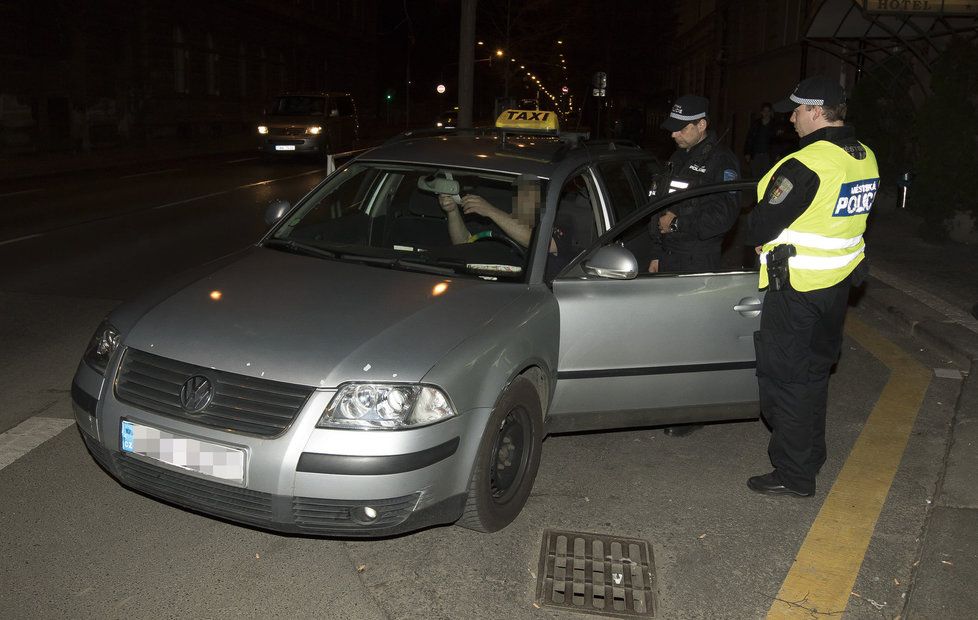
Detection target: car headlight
<box><xmin>257</xmin><ymin>125</ymin><xmax>269</xmax><ymax>134</ymax></box>
<box><xmin>306</xmin><ymin>125</ymin><xmax>323</xmax><ymax>135</ymax></box>
<box><xmin>319</xmin><ymin>383</ymin><xmax>456</xmax><ymax>430</ymax></box>
<box><xmin>83</xmin><ymin>320</ymin><xmax>121</xmax><ymax>375</ymax></box>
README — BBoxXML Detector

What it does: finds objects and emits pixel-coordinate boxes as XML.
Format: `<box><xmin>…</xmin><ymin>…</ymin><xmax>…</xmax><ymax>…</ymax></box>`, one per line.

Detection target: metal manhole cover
<box><xmin>535</xmin><ymin>529</ymin><xmax>656</xmax><ymax>618</ymax></box>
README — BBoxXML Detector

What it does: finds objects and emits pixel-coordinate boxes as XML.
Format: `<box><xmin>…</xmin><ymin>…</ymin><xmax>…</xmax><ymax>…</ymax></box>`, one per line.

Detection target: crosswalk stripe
<box><xmin>0</xmin><ymin>417</ymin><xmax>76</xmax><ymax>471</ymax></box>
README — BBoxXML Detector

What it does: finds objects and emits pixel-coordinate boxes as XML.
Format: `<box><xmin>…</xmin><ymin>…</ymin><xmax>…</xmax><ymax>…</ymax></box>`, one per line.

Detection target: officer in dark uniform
<box><xmin>653</xmin><ymin>96</ymin><xmax>742</xmax><ymax>437</ymax></box>
<box><xmin>746</xmin><ymin>76</ymin><xmax>879</xmax><ymax>497</ymax></box>
<box><xmin>650</xmin><ymin>94</ymin><xmax>741</xmax><ymax>274</ymax></box>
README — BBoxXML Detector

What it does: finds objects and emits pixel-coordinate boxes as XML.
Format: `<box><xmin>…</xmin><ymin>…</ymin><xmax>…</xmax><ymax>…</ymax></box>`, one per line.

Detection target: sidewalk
<box><xmin>858</xmin><ymin>204</ymin><xmax>978</xmax><ymax>618</ymax></box>
<box><xmin>0</xmin><ymin>122</ymin><xmax>402</xmax><ymax>184</ymax></box>
<box><xmin>0</xmin><ymin>133</ymin><xmax>257</xmax><ymax>184</ymax></box>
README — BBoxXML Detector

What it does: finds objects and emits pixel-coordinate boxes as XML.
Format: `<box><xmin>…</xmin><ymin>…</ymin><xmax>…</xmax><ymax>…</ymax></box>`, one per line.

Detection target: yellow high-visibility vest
<box><xmin>757</xmin><ymin>139</ymin><xmax>879</xmax><ymax>292</ymax></box>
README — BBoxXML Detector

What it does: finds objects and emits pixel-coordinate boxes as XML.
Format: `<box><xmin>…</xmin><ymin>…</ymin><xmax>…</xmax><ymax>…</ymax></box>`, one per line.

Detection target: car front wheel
<box><xmin>458</xmin><ymin>376</ymin><xmax>543</xmax><ymax>533</ymax></box>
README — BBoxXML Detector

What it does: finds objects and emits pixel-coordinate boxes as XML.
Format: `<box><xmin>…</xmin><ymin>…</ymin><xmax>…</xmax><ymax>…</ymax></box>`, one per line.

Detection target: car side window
<box><xmin>580</xmin><ymin>185</ymin><xmax>759</xmax><ymax>277</ymax></box>
<box><xmin>596</xmin><ymin>161</ymin><xmax>642</xmax><ymax>222</ymax></box>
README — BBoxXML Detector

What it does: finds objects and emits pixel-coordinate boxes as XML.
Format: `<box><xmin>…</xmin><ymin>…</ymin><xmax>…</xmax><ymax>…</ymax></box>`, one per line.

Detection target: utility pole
<box><xmin>458</xmin><ymin>0</ymin><xmax>476</xmax><ymax>129</ymax></box>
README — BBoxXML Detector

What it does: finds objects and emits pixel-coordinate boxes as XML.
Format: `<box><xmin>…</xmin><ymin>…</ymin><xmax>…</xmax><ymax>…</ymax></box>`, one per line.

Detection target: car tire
<box><xmin>457</xmin><ymin>376</ymin><xmax>543</xmax><ymax>533</ymax></box>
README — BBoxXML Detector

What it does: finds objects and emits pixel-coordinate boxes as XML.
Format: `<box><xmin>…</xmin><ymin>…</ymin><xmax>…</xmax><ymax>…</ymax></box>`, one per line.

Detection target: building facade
<box><xmin>0</xmin><ymin>0</ymin><xmax>378</xmax><ymax>154</ymax></box>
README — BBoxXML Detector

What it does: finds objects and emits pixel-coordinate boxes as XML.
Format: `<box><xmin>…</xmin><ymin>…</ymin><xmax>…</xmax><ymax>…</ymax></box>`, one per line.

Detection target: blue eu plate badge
<box><xmin>121</xmin><ymin>420</ymin><xmax>135</xmax><ymax>452</ymax></box>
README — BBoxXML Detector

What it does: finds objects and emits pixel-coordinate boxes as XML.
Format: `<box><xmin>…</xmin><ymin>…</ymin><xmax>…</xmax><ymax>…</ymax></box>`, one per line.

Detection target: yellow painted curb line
<box><xmin>767</xmin><ymin>315</ymin><xmax>931</xmax><ymax>618</ymax></box>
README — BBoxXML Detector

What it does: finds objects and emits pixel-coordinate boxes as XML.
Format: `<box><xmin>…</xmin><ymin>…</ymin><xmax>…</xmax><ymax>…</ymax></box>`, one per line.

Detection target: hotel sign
<box><xmin>860</xmin><ymin>0</ymin><xmax>978</xmax><ymax>13</ymax></box>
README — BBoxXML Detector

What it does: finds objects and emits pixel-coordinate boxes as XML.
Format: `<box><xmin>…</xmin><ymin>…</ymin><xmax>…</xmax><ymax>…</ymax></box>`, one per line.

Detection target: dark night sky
<box><xmin>376</xmin><ymin>1</ymin><xmax>676</xmax><ymax>119</ymax></box>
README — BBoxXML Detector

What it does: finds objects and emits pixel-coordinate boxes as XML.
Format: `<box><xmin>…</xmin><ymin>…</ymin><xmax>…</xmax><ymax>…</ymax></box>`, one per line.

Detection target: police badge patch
<box><xmin>769</xmin><ymin>176</ymin><xmax>794</xmax><ymax>204</ymax></box>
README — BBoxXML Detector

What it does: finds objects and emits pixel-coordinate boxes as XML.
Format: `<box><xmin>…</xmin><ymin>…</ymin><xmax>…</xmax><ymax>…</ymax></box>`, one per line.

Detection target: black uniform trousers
<box><xmin>753</xmin><ymin>279</ymin><xmax>850</xmax><ymax>494</ymax></box>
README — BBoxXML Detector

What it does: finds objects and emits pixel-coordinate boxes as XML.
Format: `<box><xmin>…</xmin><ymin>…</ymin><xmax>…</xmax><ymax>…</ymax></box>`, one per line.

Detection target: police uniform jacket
<box><xmin>649</xmin><ymin>131</ymin><xmax>741</xmax><ymax>270</ymax></box>
<box><xmin>747</xmin><ymin>125</ymin><xmax>878</xmax><ymax>291</ymax></box>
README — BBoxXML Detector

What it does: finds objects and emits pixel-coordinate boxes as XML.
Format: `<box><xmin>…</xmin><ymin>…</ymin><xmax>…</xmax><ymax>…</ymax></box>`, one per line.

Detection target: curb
<box><xmin>859</xmin><ymin>270</ymin><xmax>978</xmax><ymax>373</ymax></box>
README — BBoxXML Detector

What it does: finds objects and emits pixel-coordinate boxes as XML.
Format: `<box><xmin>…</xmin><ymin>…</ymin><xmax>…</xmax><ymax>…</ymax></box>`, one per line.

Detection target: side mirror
<box><xmin>582</xmin><ymin>245</ymin><xmax>638</xmax><ymax>280</ymax></box>
<box><xmin>264</xmin><ymin>199</ymin><xmax>291</xmax><ymax>226</ymax></box>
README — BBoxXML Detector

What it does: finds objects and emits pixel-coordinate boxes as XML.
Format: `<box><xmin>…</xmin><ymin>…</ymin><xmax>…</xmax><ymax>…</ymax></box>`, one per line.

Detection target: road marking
<box><xmin>119</xmin><ymin>167</ymin><xmax>183</xmax><ymax>180</ymax></box>
<box><xmin>0</xmin><ymin>417</ymin><xmax>76</xmax><ymax>471</ymax></box>
<box><xmin>768</xmin><ymin>315</ymin><xmax>931</xmax><ymax>618</ymax></box>
<box><xmin>0</xmin><ymin>232</ymin><xmax>44</xmax><ymax>248</ymax></box>
<box><xmin>226</xmin><ymin>157</ymin><xmax>259</xmax><ymax>163</ymax></box>
<box><xmin>0</xmin><ymin>188</ymin><xmax>43</xmax><ymax>198</ymax></box>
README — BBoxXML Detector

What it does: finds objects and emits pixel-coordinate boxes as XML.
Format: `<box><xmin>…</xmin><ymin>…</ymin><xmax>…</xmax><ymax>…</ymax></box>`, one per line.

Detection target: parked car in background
<box><xmin>258</xmin><ymin>92</ymin><xmax>358</xmax><ymax>160</ymax></box>
<box><xmin>435</xmin><ymin>108</ymin><xmax>457</xmax><ymax>129</ymax></box>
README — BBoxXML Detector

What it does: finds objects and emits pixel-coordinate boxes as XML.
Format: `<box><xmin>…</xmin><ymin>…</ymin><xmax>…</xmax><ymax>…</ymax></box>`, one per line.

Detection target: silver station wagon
<box><xmin>72</xmin><ymin>112</ymin><xmax>763</xmax><ymax>536</ymax></box>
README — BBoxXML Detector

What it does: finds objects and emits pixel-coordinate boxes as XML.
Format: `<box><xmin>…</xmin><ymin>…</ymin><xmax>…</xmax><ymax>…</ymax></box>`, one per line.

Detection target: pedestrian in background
<box><xmin>744</xmin><ymin>102</ymin><xmax>775</xmax><ymax>178</ymax></box>
<box><xmin>745</xmin><ymin>76</ymin><xmax>880</xmax><ymax>497</ymax></box>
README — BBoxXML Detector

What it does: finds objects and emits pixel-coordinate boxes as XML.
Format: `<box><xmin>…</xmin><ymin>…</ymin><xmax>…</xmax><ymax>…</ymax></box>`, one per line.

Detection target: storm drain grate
<box><xmin>535</xmin><ymin>529</ymin><xmax>656</xmax><ymax>618</ymax></box>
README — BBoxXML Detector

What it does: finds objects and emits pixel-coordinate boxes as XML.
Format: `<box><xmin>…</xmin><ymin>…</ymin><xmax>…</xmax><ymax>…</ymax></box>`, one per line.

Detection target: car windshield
<box><xmin>271</xmin><ymin>96</ymin><xmax>325</xmax><ymax>115</ymax></box>
<box><xmin>267</xmin><ymin>162</ymin><xmax>547</xmax><ymax>282</ymax></box>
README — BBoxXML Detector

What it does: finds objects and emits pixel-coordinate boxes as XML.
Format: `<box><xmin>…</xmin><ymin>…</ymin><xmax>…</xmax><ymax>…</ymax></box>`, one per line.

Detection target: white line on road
<box><xmin>0</xmin><ymin>417</ymin><xmax>75</xmax><ymax>471</ymax></box>
<box><xmin>0</xmin><ymin>232</ymin><xmax>44</xmax><ymax>248</ymax></box>
<box><xmin>226</xmin><ymin>157</ymin><xmax>259</xmax><ymax>163</ymax></box>
<box><xmin>0</xmin><ymin>188</ymin><xmax>43</xmax><ymax>198</ymax></box>
<box><xmin>119</xmin><ymin>167</ymin><xmax>184</xmax><ymax>180</ymax></box>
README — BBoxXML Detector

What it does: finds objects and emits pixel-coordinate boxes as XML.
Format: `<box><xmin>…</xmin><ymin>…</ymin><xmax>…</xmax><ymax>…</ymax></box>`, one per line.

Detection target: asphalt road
<box><xmin>0</xmin><ymin>156</ymin><xmax>969</xmax><ymax>618</ymax></box>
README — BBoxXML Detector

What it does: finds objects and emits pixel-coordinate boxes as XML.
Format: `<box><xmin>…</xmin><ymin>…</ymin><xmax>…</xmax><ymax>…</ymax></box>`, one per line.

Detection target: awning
<box><xmin>804</xmin><ymin>0</ymin><xmax>978</xmax><ymax>93</ymax></box>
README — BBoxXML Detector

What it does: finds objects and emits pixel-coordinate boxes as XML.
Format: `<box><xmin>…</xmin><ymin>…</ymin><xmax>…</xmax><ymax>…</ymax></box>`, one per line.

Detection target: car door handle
<box><xmin>733</xmin><ymin>297</ymin><xmax>763</xmax><ymax>317</ymax></box>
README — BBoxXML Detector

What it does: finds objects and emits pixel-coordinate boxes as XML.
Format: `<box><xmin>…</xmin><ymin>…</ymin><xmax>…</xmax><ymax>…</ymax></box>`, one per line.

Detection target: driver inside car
<box><xmin>438</xmin><ymin>176</ymin><xmax>590</xmax><ymax>279</ymax></box>
<box><xmin>438</xmin><ymin>176</ymin><xmax>540</xmax><ymax>247</ymax></box>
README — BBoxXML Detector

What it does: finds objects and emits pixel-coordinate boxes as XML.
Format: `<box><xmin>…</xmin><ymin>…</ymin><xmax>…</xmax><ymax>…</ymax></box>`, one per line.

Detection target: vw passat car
<box><xmin>72</xmin><ymin>111</ymin><xmax>763</xmax><ymax>536</ymax></box>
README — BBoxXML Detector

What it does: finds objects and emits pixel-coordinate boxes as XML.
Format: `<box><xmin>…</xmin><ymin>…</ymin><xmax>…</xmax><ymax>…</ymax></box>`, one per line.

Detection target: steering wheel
<box><xmin>473</xmin><ymin>233</ymin><xmax>526</xmax><ymax>258</ymax></box>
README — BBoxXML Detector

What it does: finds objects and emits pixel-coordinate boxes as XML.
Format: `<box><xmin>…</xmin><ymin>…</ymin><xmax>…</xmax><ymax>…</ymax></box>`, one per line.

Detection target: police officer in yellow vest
<box><xmin>745</xmin><ymin>76</ymin><xmax>879</xmax><ymax>497</ymax></box>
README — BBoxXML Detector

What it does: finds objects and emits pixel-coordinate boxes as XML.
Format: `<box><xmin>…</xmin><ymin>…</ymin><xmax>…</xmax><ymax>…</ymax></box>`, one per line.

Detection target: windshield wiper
<box><xmin>263</xmin><ymin>238</ymin><xmax>338</xmax><ymax>260</ymax></box>
<box><xmin>342</xmin><ymin>253</ymin><xmax>457</xmax><ymax>276</ymax></box>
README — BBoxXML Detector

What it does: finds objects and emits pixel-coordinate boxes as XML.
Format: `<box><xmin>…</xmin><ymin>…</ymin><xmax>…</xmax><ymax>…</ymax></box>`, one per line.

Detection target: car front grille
<box><xmin>115</xmin><ymin>348</ymin><xmax>314</xmax><ymax>437</ymax></box>
<box><xmin>93</xmin><ymin>448</ymin><xmax>421</xmax><ymax>534</ymax></box>
<box><xmin>115</xmin><ymin>454</ymin><xmax>277</xmax><ymax>527</ymax></box>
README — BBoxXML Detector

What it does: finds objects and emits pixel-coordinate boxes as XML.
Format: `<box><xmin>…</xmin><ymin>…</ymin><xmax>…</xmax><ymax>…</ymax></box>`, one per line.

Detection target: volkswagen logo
<box><xmin>180</xmin><ymin>375</ymin><xmax>214</xmax><ymax>413</ymax></box>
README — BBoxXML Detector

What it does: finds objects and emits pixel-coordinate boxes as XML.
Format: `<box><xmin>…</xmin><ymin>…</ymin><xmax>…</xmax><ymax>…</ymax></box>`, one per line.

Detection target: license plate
<box><xmin>275</xmin><ymin>145</ymin><xmax>296</xmax><ymax>151</ymax></box>
<box><xmin>121</xmin><ymin>420</ymin><xmax>245</xmax><ymax>483</ymax></box>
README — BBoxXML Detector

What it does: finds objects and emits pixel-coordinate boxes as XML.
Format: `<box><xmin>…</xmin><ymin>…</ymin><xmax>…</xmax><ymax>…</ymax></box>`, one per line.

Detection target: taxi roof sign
<box><xmin>495</xmin><ymin>109</ymin><xmax>559</xmax><ymax>133</ymax></box>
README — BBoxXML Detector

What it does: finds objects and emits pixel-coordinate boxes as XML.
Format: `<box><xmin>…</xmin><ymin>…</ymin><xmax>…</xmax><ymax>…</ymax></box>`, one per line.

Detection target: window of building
<box><xmin>173</xmin><ymin>27</ymin><xmax>188</xmax><ymax>94</ymax></box>
<box><xmin>239</xmin><ymin>42</ymin><xmax>247</xmax><ymax>97</ymax></box>
<box><xmin>206</xmin><ymin>34</ymin><xmax>219</xmax><ymax>96</ymax></box>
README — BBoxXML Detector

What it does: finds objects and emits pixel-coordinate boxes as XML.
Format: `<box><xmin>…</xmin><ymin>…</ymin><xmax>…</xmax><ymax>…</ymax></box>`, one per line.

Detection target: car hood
<box><xmin>123</xmin><ymin>247</ymin><xmax>527</xmax><ymax>388</ymax></box>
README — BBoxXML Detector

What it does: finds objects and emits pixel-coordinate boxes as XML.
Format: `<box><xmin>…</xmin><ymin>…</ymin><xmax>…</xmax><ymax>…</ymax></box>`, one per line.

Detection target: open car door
<box><xmin>547</xmin><ymin>181</ymin><xmax>763</xmax><ymax>433</ymax></box>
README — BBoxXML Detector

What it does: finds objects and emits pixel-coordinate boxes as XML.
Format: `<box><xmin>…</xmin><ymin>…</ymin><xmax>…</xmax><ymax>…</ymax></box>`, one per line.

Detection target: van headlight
<box><xmin>306</xmin><ymin>125</ymin><xmax>323</xmax><ymax>135</ymax></box>
<box><xmin>319</xmin><ymin>384</ymin><xmax>456</xmax><ymax>430</ymax></box>
<box><xmin>83</xmin><ymin>320</ymin><xmax>121</xmax><ymax>375</ymax></box>
<box><xmin>257</xmin><ymin>125</ymin><xmax>269</xmax><ymax>134</ymax></box>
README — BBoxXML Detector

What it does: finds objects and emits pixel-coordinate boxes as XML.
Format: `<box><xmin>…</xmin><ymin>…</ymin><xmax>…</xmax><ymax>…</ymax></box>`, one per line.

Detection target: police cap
<box><xmin>660</xmin><ymin>95</ymin><xmax>709</xmax><ymax>132</ymax></box>
<box><xmin>774</xmin><ymin>76</ymin><xmax>846</xmax><ymax>113</ymax></box>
